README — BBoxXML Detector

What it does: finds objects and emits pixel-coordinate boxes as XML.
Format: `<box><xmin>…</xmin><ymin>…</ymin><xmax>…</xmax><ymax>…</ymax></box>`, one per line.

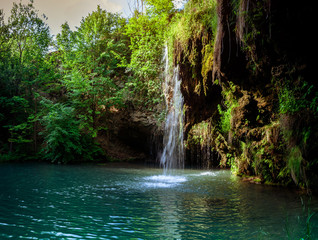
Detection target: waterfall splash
<box><xmin>160</xmin><ymin>46</ymin><xmax>185</xmax><ymax>173</ymax></box>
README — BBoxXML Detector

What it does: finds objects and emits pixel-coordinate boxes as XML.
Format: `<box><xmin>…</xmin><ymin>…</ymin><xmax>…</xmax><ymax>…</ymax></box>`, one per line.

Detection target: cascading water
<box><xmin>160</xmin><ymin>46</ymin><xmax>185</xmax><ymax>173</ymax></box>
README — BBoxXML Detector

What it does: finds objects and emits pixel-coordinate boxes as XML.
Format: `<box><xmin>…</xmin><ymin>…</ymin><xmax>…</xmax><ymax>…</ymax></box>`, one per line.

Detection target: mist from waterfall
<box><xmin>160</xmin><ymin>46</ymin><xmax>185</xmax><ymax>173</ymax></box>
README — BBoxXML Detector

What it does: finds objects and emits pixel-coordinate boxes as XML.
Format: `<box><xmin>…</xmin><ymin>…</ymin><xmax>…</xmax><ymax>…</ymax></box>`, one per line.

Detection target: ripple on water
<box><xmin>1</xmin><ymin>164</ymin><xmax>317</xmax><ymax>240</ymax></box>
<box><xmin>199</xmin><ymin>171</ymin><xmax>217</xmax><ymax>176</ymax></box>
<box><xmin>187</xmin><ymin>171</ymin><xmax>218</xmax><ymax>177</ymax></box>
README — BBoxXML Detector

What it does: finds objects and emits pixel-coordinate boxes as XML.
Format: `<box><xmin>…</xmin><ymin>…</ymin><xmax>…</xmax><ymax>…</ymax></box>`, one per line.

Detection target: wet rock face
<box><xmin>231</xmin><ymin>92</ymin><xmax>259</xmax><ymax>140</ymax></box>
<box><xmin>175</xmin><ymin>0</ymin><xmax>317</xmax><ymax>188</ymax></box>
<box><xmin>209</xmin><ymin>0</ymin><xmax>317</xmax><ymax>188</ymax></box>
<box><xmin>213</xmin><ymin>0</ymin><xmax>315</xmax><ymax>90</ymax></box>
<box><xmin>177</xmin><ymin>47</ymin><xmax>222</xmax><ymax>168</ymax></box>
<box><xmin>213</xmin><ymin>0</ymin><xmax>248</xmax><ymax>85</ymax></box>
<box><xmin>185</xmin><ymin>120</ymin><xmax>221</xmax><ymax>169</ymax></box>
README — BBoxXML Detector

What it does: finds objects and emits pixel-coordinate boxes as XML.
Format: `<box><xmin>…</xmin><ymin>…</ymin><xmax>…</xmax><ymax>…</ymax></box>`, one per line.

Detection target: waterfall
<box><xmin>160</xmin><ymin>46</ymin><xmax>185</xmax><ymax>173</ymax></box>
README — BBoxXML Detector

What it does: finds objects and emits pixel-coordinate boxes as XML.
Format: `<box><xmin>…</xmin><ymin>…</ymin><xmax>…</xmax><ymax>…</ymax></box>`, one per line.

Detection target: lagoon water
<box><xmin>0</xmin><ymin>163</ymin><xmax>317</xmax><ymax>239</ymax></box>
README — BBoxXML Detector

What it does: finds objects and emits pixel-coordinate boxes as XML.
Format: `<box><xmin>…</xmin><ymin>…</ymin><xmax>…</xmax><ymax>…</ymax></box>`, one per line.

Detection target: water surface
<box><xmin>0</xmin><ymin>163</ymin><xmax>317</xmax><ymax>239</ymax></box>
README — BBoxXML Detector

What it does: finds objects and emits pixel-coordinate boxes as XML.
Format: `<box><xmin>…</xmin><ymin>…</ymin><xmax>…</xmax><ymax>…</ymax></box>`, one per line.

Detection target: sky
<box><xmin>1</xmin><ymin>0</ymin><xmax>131</xmax><ymax>36</ymax></box>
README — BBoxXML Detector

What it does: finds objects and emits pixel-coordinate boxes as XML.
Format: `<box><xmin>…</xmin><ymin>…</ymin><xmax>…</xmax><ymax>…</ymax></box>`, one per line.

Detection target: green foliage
<box><xmin>250</xmin><ymin>139</ymin><xmax>282</xmax><ymax>184</ymax></box>
<box><xmin>0</xmin><ymin>2</ymin><xmax>138</xmax><ymax>162</ymax></box>
<box><xmin>39</xmin><ymin>100</ymin><xmax>102</xmax><ymax>163</ymax></box>
<box><xmin>56</xmin><ymin>6</ymin><xmax>128</xmax><ymax>137</ymax></box>
<box><xmin>187</xmin><ymin>121</ymin><xmax>212</xmax><ymax>147</ymax></box>
<box><xmin>145</xmin><ymin>0</ymin><xmax>174</xmax><ymax>15</ymax></box>
<box><xmin>0</xmin><ymin>10</ymin><xmax>10</xmax><ymax>58</ymax></box>
<box><xmin>124</xmin><ymin>1</ymin><xmax>174</xmax><ymax>108</ymax></box>
<box><xmin>62</xmin><ymin>69</ymin><xmax>119</xmax><ymax>137</ymax></box>
<box><xmin>277</xmin><ymin>77</ymin><xmax>318</xmax><ymax>188</ymax></box>
<box><xmin>287</xmin><ymin>146</ymin><xmax>305</xmax><ymax>186</ymax></box>
<box><xmin>217</xmin><ymin>82</ymin><xmax>238</xmax><ymax>136</ymax></box>
<box><xmin>165</xmin><ymin>0</ymin><xmax>217</xmax><ymax>96</ymax></box>
<box><xmin>0</xmin><ymin>0</ymin><xmax>52</xmax><ymax>159</ymax></box>
<box><xmin>0</xmin><ymin>0</ymin><xmax>174</xmax><ymax>162</ymax></box>
<box><xmin>201</xmin><ymin>42</ymin><xmax>214</xmax><ymax>90</ymax></box>
<box><xmin>8</xmin><ymin>0</ymin><xmax>51</xmax><ymax>63</ymax></box>
<box><xmin>39</xmin><ymin>101</ymin><xmax>81</xmax><ymax>163</ymax></box>
<box><xmin>227</xmin><ymin>153</ymin><xmax>238</xmax><ymax>174</ymax></box>
<box><xmin>217</xmin><ymin>104</ymin><xmax>233</xmax><ymax>136</ymax></box>
<box><xmin>167</xmin><ymin>0</ymin><xmax>217</xmax><ymax>61</ymax></box>
<box><xmin>281</xmin><ymin>126</ymin><xmax>313</xmax><ymax>188</ymax></box>
<box><xmin>279</xmin><ymin>81</ymin><xmax>318</xmax><ymax>115</ymax></box>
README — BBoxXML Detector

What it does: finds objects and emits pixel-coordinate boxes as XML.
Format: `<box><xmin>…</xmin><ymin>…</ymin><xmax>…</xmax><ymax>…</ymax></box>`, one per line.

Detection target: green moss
<box><xmin>167</xmin><ymin>0</ymin><xmax>217</xmax><ymax>85</ymax></box>
<box><xmin>201</xmin><ymin>42</ymin><xmax>214</xmax><ymax>94</ymax></box>
<box><xmin>217</xmin><ymin>82</ymin><xmax>238</xmax><ymax>136</ymax></box>
<box><xmin>168</xmin><ymin>0</ymin><xmax>217</xmax><ymax>47</ymax></box>
<box><xmin>187</xmin><ymin>120</ymin><xmax>212</xmax><ymax>146</ymax></box>
<box><xmin>227</xmin><ymin>153</ymin><xmax>238</xmax><ymax>174</ymax></box>
<box><xmin>287</xmin><ymin>146</ymin><xmax>305</xmax><ymax>185</ymax></box>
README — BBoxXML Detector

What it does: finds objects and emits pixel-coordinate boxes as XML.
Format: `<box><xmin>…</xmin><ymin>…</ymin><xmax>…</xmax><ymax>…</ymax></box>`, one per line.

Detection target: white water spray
<box><xmin>160</xmin><ymin>46</ymin><xmax>185</xmax><ymax>173</ymax></box>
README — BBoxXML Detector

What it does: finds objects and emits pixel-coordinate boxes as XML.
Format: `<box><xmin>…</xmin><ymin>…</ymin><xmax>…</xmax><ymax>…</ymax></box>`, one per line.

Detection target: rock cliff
<box><xmin>175</xmin><ymin>0</ymin><xmax>317</xmax><ymax>190</ymax></box>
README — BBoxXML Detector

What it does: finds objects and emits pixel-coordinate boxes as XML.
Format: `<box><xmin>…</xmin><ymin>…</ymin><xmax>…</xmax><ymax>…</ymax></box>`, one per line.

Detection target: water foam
<box><xmin>143</xmin><ymin>175</ymin><xmax>187</xmax><ymax>188</ymax></box>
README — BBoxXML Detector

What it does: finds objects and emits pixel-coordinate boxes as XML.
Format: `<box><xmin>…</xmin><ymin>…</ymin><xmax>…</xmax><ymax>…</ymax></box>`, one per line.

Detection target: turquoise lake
<box><xmin>0</xmin><ymin>163</ymin><xmax>317</xmax><ymax>239</ymax></box>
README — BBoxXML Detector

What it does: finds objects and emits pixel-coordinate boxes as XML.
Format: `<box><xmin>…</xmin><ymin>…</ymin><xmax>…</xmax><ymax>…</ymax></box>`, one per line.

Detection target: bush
<box><xmin>39</xmin><ymin>100</ymin><xmax>102</xmax><ymax>163</ymax></box>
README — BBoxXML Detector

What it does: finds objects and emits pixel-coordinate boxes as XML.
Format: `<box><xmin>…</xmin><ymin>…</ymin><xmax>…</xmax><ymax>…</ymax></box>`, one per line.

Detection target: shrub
<box><xmin>39</xmin><ymin>100</ymin><xmax>102</xmax><ymax>163</ymax></box>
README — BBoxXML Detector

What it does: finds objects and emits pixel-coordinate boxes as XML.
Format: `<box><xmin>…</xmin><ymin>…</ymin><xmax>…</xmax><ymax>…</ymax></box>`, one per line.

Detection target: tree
<box><xmin>8</xmin><ymin>0</ymin><xmax>50</xmax><ymax>64</ymax></box>
<box><xmin>124</xmin><ymin>0</ymin><xmax>175</xmax><ymax>107</ymax></box>
<box><xmin>0</xmin><ymin>0</ymin><xmax>52</xmax><ymax>160</ymax></box>
<box><xmin>56</xmin><ymin>6</ymin><xmax>129</xmax><ymax>137</ymax></box>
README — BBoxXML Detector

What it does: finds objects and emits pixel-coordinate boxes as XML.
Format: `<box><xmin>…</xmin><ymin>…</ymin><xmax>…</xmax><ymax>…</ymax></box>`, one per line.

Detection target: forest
<box><xmin>0</xmin><ymin>0</ymin><xmax>317</xmax><ymax>193</ymax></box>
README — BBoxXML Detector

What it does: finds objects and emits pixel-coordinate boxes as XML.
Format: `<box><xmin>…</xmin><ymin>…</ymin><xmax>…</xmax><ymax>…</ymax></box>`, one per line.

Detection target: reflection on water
<box><xmin>0</xmin><ymin>163</ymin><xmax>317</xmax><ymax>239</ymax></box>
